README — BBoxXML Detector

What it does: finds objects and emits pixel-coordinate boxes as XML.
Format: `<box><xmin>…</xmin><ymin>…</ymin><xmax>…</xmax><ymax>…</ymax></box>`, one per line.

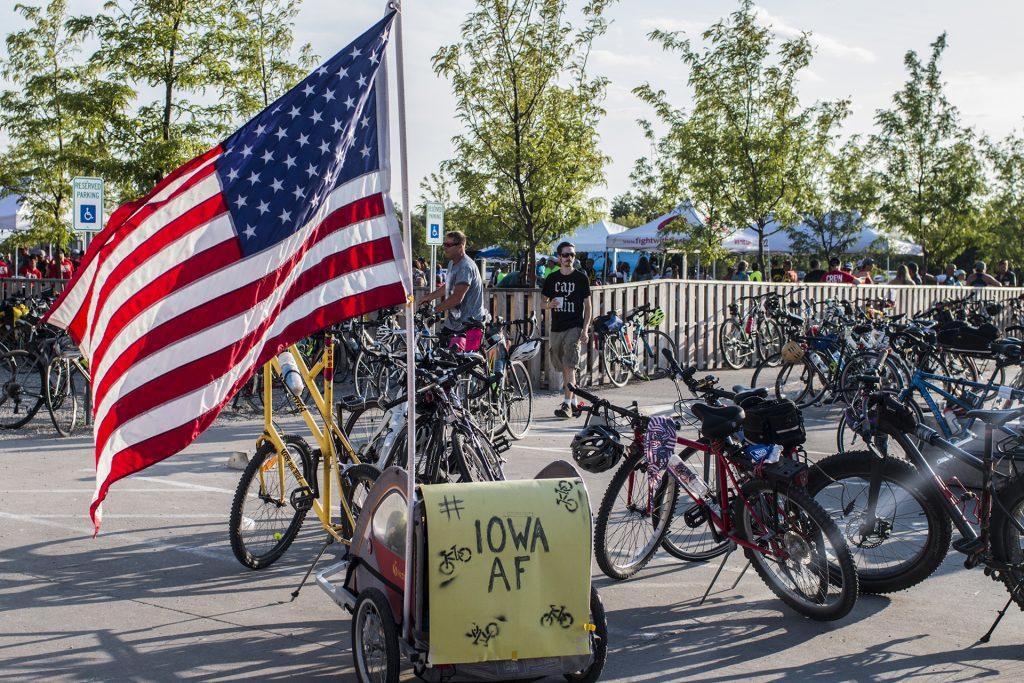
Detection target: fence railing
<box><xmin>8</xmin><ymin>277</ymin><xmax>1022</xmax><ymax>390</ymax></box>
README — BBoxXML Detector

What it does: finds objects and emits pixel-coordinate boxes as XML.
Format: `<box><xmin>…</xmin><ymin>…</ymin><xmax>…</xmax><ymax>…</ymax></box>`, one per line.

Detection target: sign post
<box><xmin>425</xmin><ymin>201</ymin><xmax>444</xmax><ymax>289</ymax></box>
<box><xmin>72</xmin><ymin>177</ymin><xmax>104</xmax><ymax>235</ymax></box>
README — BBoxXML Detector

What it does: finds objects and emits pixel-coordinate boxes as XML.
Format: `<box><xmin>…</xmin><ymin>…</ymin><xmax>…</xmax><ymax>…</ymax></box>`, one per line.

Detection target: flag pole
<box><xmin>391</xmin><ymin>0</ymin><xmax>418</xmax><ymax>643</ymax></box>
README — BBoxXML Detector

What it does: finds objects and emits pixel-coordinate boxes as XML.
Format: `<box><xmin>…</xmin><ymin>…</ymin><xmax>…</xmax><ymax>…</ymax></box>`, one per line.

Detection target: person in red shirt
<box><xmin>46</xmin><ymin>249</ymin><xmax>74</xmax><ymax>279</ymax></box>
<box><xmin>0</xmin><ymin>257</ymin><xmax>9</xmax><ymax>278</ymax></box>
<box><xmin>822</xmin><ymin>256</ymin><xmax>860</xmax><ymax>285</ymax></box>
<box><xmin>20</xmin><ymin>255</ymin><xmax>43</xmax><ymax>279</ymax></box>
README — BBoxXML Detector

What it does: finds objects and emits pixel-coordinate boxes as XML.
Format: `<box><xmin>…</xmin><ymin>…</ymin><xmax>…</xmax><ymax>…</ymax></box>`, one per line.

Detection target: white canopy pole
<box><xmin>392</xmin><ymin>0</ymin><xmax>418</xmax><ymax>642</ymax></box>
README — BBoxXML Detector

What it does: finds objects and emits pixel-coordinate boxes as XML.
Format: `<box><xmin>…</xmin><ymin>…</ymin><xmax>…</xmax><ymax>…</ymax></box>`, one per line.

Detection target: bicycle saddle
<box><xmin>690</xmin><ymin>403</ymin><xmax>745</xmax><ymax>439</ymax></box>
<box><xmin>964</xmin><ymin>406</ymin><xmax>1024</xmax><ymax>428</ymax></box>
<box><xmin>731</xmin><ymin>385</ymin><xmax>769</xmax><ymax>404</ymax></box>
<box><xmin>784</xmin><ymin>313</ymin><xmax>804</xmax><ymax>326</ymax></box>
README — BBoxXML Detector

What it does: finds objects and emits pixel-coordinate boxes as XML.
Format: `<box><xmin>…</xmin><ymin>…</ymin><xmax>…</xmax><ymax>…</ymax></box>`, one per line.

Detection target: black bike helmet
<box><xmin>571</xmin><ymin>425</ymin><xmax>624</xmax><ymax>474</ymax></box>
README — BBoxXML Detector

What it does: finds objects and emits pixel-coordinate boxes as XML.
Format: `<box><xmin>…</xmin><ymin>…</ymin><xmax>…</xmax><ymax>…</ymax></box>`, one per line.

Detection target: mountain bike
<box><xmin>808</xmin><ymin>379</ymin><xmax>1024</xmax><ymax>638</ymax></box>
<box><xmin>577</xmin><ymin>372</ymin><xmax>859</xmax><ymax>620</ymax></box>
<box><xmin>598</xmin><ymin>303</ymin><xmax>674</xmax><ymax>387</ymax></box>
<box><xmin>468</xmin><ymin>315</ymin><xmax>539</xmax><ymax>439</ymax></box>
<box><xmin>718</xmin><ymin>292</ymin><xmax>793</xmax><ymax>369</ymax></box>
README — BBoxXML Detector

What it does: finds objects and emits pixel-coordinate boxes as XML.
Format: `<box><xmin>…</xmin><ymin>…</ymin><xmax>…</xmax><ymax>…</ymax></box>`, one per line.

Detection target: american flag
<box><xmin>45</xmin><ymin>12</ymin><xmax>408</xmax><ymax>530</ymax></box>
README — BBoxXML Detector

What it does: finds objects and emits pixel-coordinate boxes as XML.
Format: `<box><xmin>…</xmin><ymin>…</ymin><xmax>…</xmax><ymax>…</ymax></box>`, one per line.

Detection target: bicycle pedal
<box><xmin>492</xmin><ymin>435</ymin><xmax>511</xmax><ymax>454</ymax></box>
<box><xmin>683</xmin><ymin>503</ymin><xmax>709</xmax><ymax>529</ymax></box>
<box><xmin>289</xmin><ymin>486</ymin><xmax>315</xmax><ymax>512</ymax></box>
<box><xmin>953</xmin><ymin>536</ymin><xmax>985</xmax><ymax>556</ymax></box>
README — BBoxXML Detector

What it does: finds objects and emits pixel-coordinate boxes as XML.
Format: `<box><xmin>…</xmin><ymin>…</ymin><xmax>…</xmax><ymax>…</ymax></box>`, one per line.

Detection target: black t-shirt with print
<box><xmin>542</xmin><ymin>269</ymin><xmax>591</xmax><ymax>332</ymax></box>
<box><xmin>997</xmin><ymin>270</ymin><xmax>1017</xmax><ymax>287</ymax></box>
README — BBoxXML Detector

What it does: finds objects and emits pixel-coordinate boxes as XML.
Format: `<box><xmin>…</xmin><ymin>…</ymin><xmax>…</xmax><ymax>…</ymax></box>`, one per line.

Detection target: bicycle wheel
<box><xmin>772</xmin><ymin>356</ymin><xmax>819</xmax><ymax>407</ymax></box>
<box><xmin>600</xmin><ymin>335</ymin><xmax>632</xmax><ymax>387</ymax></box>
<box><xmin>352</xmin><ymin>588</ymin><xmax>401</xmax><ymax>683</ymax></box>
<box><xmin>563</xmin><ymin>586</ymin><xmax>608</xmax><ymax>683</ymax></box>
<box><xmin>46</xmin><ymin>358</ymin><xmax>82</xmax><ymax>437</ymax></box>
<box><xmin>452</xmin><ymin>426</ymin><xmax>505</xmax><ymax>482</ymax></box>
<box><xmin>719</xmin><ymin>319</ymin><xmax>753</xmax><ymax>369</ymax></box>
<box><xmin>594</xmin><ymin>449</ymin><xmax>675</xmax><ymax>579</ymax></box>
<box><xmin>657</xmin><ymin>449</ymin><xmax>732</xmax><ymax>561</ymax></box>
<box><xmin>353</xmin><ymin>350</ymin><xmax>382</xmax><ymax>400</ymax></box>
<box><xmin>734</xmin><ymin>480</ymin><xmax>858</xmax><ymax>620</ymax></box>
<box><xmin>808</xmin><ymin>450</ymin><xmax>951</xmax><ymax>594</ymax></box>
<box><xmin>756</xmin><ymin>318</ymin><xmax>785</xmax><ymax>365</ymax></box>
<box><xmin>838</xmin><ymin>351</ymin><xmax>906</xmax><ymax>405</ymax></box>
<box><xmin>338</xmin><ymin>463</ymin><xmax>382</xmax><ymax>540</ymax></box>
<box><xmin>0</xmin><ymin>350</ymin><xmax>46</xmax><ymax>429</ymax></box>
<box><xmin>229</xmin><ymin>437</ymin><xmax>311</xmax><ymax>569</ymax></box>
<box><xmin>836</xmin><ymin>398</ymin><xmax>924</xmax><ymax>454</ymax></box>
<box><xmin>504</xmin><ymin>360</ymin><xmax>533</xmax><ymax>439</ymax></box>
<box><xmin>637</xmin><ymin>330</ymin><xmax>674</xmax><ymax>380</ymax></box>
<box><xmin>990</xmin><ymin>477</ymin><xmax>1024</xmax><ymax>611</ymax></box>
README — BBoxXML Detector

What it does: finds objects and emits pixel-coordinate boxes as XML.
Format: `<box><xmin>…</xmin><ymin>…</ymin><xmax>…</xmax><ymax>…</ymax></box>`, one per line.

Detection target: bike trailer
<box><xmin>317</xmin><ymin>461</ymin><xmax>607</xmax><ymax>682</ymax></box>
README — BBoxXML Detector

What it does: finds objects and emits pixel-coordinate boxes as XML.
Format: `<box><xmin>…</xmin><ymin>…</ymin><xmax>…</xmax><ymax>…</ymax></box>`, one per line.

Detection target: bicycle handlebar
<box><xmin>567</xmin><ymin>384</ymin><xmax>644</xmax><ymax>420</ymax></box>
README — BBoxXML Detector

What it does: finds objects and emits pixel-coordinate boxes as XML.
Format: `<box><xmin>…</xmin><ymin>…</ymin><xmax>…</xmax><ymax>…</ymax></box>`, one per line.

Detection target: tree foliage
<box><xmin>432</xmin><ymin>0</ymin><xmax>611</xmax><ymax>283</ymax></box>
<box><xmin>641</xmin><ymin>0</ymin><xmax>846</xmax><ymax>265</ymax></box>
<box><xmin>0</xmin><ymin>0</ymin><xmax>132</xmax><ymax>248</ymax></box>
<box><xmin>872</xmin><ymin>33</ymin><xmax>985</xmax><ymax>271</ymax></box>
<box><xmin>982</xmin><ymin>132</ymin><xmax>1024</xmax><ymax>266</ymax></box>
<box><xmin>792</xmin><ymin>137</ymin><xmax>878</xmax><ymax>258</ymax></box>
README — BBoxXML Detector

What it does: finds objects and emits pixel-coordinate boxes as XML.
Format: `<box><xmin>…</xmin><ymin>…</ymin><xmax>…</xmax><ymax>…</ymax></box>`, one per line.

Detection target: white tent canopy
<box><xmin>748</xmin><ymin>214</ymin><xmax>923</xmax><ymax>256</ymax></box>
<box><xmin>605</xmin><ymin>201</ymin><xmax>706</xmax><ymax>251</ymax></box>
<box><xmin>0</xmin><ymin>194</ymin><xmax>31</xmax><ymax>240</ymax></box>
<box><xmin>552</xmin><ymin>218</ymin><xmax>628</xmax><ymax>253</ymax></box>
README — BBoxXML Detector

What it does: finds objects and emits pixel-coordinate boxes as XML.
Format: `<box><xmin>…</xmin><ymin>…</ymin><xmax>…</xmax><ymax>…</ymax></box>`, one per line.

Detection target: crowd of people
<box><xmin>727</xmin><ymin>256</ymin><xmax>1018</xmax><ymax>288</ymax></box>
<box><xmin>0</xmin><ymin>248</ymin><xmax>78</xmax><ymax>280</ymax></box>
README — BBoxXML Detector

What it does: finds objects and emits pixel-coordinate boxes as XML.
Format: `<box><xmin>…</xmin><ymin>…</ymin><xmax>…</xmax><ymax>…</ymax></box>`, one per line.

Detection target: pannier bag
<box><xmin>869</xmin><ymin>391</ymin><xmax>919</xmax><ymax>433</ymax></box>
<box><xmin>742</xmin><ymin>398</ymin><xmax>806</xmax><ymax>447</ymax></box>
<box><xmin>936</xmin><ymin>321</ymin><xmax>999</xmax><ymax>351</ymax></box>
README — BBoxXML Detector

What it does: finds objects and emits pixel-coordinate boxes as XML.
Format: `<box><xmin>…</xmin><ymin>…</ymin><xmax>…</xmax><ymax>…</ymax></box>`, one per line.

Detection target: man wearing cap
<box><xmin>822</xmin><ymin>256</ymin><xmax>860</xmax><ymax>285</ymax></box>
<box><xmin>966</xmin><ymin>261</ymin><xmax>1001</xmax><ymax>288</ymax></box>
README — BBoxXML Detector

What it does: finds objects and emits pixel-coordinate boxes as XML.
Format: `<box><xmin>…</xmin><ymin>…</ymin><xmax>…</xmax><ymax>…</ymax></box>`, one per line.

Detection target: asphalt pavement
<box><xmin>2</xmin><ymin>369</ymin><xmax>1023</xmax><ymax>681</ymax></box>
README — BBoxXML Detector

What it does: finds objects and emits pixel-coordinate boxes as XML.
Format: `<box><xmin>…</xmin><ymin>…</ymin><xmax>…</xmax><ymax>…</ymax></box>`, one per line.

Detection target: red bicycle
<box><xmin>576</xmin><ymin>356</ymin><xmax>859</xmax><ymax>621</ymax></box>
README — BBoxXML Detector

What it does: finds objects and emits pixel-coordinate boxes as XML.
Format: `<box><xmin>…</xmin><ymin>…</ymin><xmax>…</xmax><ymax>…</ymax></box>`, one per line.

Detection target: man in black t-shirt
<box><xmin>996</xmin><ymin>260</ymin><xmax>1017</xmax><ymax>288</ymax></box>
<box><xmin>542</xmin><ymin>241</ymin><xmax>592</xmax><ymax>418</ymax></box>
<box><xmin>803</xmin><ymin>258</ymin><xmax>826</xmax><ymax>283</ymax></box>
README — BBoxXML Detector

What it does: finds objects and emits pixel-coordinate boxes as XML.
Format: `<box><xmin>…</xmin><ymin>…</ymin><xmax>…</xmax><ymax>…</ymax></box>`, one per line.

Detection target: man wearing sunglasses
<box><xmin>542</xmin><ymin>241</ymin><xmax>592</xmax><ymax>418</ymax></box>
<box><xmin>418</xmin><ymin>230</ymin><xmax>486</xmax><ymax>351</ymax></box>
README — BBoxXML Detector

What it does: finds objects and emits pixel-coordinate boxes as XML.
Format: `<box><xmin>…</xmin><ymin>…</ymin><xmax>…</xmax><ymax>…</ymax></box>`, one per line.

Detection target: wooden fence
<box><xmin>7</xmin><ymin>277</ymin><xmax>1022</xmax><ymax>390</ymax></box>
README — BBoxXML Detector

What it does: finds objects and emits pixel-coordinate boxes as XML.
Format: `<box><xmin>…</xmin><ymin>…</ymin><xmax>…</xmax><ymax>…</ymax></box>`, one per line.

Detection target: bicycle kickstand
<box><xmin>699</xmin><ymin>542</ymin><xmax>738</xmax><ymax>606</ymax></box>
<box><xmin>978</xmin><ymin>595</ymin><xmax>1015</xmax><ymax>644</ymax></box>
<box><xmin>729</xmin><ymin>560</ymin><xmax>751</xmax><ymax>591</ymax></box>
<box><xmin>290</xmin><ymin>535</ymin><xmax>335</xmax><ymax>602</ymax></box>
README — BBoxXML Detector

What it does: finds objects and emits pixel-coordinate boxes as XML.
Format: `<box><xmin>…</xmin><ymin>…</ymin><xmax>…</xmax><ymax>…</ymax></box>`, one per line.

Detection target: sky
<box><xmin>2</xmin><ymin>0</ymin><xmax>1024</xmax><ymax>210</ymax></box>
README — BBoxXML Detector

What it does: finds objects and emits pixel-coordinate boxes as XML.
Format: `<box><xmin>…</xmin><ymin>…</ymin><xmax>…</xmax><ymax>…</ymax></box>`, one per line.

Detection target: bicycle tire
<box><xmin>735</xmin><ymin>480</ymin><xmax>858</xmax><ymax>620</ymax></box>
<box><xmin>836</xmin><ymin>397</ymin><xmax>924</xmax><ymax>453</ymax></box>
<box><xmin>452</xmin><ymin>426</ymin><xmax>505</xmax><ymax>482</ymax></box>
<box><xmin>563</xmin><ymin>586</ymin><xmax>607</xmax><ymax>683</ymax></box>
<box><xmin>504</xmin><ymin>360</ymin><xmax>533</xmax><ymax>439</ymax></box>
<box><xmin>719</xmin><ymin>318</ymin><xmax>752</xmax><ymax>370</ymax></box>
<box><xmin>338</xmin><ymin>463</ymin><xmax>382</xmax><ymax>540</ymax></box>
<box><xmin>352</xmin><ymin>587</ymin><xmax>401</xmax><ymax>683</ymax></box>
<box><xmin>808</xmin><ymin>450</ymin><xmax>951</xmax><ymax>594</ymax></box>
<box><xmin>990</xmin><ymin>476</ymin><xmax>1024</xmax><ymax>611</ymax></box>
<box><xmin>756</xmin><ymin>318</ymin><xmax>785</xmax><ymax>366</ymax></box>
<box><xmin>594</xmin><ymin>448</ymin><xmax>675</xmax><ymax>580</ymax></box>
<box><xmin>46</xmin><ymin>357</ymin><xmax>81</xmax><ymax>437</ymax></box>
<box><xmin>600</xmin><ymin>335</ymin><xmax>631</xmax><ymax>387</ymax></box>
<box><xmin>638</xmin><ymin>330</ymin><xmax>674</xmax><ymax>381</ymax></box>
<box><xmin>769</xmin><ymin>355</ymin><xmax>820</xmax><ymax>407</ymax></box>
<box><xmin>229</xmin><ymin>437</ymin><xmax>312</xmax><ymax>569</ymax></box>
<box><xmin>656</xmin><ymin>449</ymin><xmax>732</xmax><ymax>562</ymax></box>
<box><xmin>0</xmin><ymin>349</ymin><xmax>46</xmax><ymax>429</ymax></box>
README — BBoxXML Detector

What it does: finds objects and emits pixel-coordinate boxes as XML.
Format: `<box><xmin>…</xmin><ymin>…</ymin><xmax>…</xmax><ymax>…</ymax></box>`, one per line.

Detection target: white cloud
<box><xmin>753</xmin><ymin>6</ymin><xmax>876</xmax><ymax>63</ymax></box>
<box><xmin>639</xmin><ymin>17</ymin><xmax>707</xmax><ymax>35</ymax></box>
<box><xmin>590</xmin><ymin>49</ymin><xmax>656</xmax><ymax>70</ymax></box>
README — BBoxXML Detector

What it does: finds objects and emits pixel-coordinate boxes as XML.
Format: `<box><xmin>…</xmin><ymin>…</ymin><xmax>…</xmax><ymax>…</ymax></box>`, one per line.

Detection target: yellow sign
<box><xmin>421</xmin><ymin>478</ymin><xmax>592</xmax><ymax>665</ymax></box>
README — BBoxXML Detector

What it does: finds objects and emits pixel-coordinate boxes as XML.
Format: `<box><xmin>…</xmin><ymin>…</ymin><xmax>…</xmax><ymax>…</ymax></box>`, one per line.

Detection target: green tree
<box><xmin>793</xmin><ymin>137</ymin><xmax>878</xmax><ymax>258</ymax></box>
<box><xmin>84</xmin><ymin>0</ymin><xmax>237</xmax><ymax>197</ymax></box>
<box><xmin>224</xmin><ymin>0</ymin><xmax>316</xmax><ymax>119</ymax></box>
<box><xmin>432</xmin><ymin>0</ymin><xmax>611</xmax><ymax>285</ymax></box>
<box><xmin>982</xmin><ymin>132</ymin><xmax>1024</xmax><ymax>266</ymax></box>
<box><xmin>0</xmin><ymin>0</ymin><xmax>132</xmax><ymax>247</ymax></box>
<box><xmin>872</xmin><ymin>33</ymin><xmax>985</xmax><ymax>271</ymax></box>
<box><xmin>642</xmin><ymin>0</ymin><xmax>846</xmax><ymax>265</ymax></box>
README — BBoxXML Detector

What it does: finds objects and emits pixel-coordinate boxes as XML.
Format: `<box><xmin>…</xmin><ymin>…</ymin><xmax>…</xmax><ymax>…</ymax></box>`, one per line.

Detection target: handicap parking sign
<box><xmin>80</xmin><ymin>204</ymin><xmax>97</xmax><ymax>224</ymax></box>
<box><xmin>425</xmin><ymin>202</ymin><xmax>444</xmax><ymax>245</ymax></box>
<box><xmin>72</xmin><ymin>176</ymin><xmax>104</xmax><ymax>232</ymax></box>
<box><xmin>430</xmin><ymin>224</ymin><xmax>440</xmax><ymax>240</ymax></box>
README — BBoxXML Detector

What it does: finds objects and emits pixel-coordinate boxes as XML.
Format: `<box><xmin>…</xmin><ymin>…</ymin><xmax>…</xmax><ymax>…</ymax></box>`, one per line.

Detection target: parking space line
<box><xmin>133</xmin><ymin>475</ymin><xmax>236</xmax><ymax>494</ymax></box>
<box><xmin>0</xmin><ymin>488</ymin><xmax>231</xmax><ymax>494</ymax></box>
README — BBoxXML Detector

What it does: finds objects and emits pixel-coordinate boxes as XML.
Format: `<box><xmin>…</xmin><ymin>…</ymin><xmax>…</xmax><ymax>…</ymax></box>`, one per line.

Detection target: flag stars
<box><xmin>306</xmin><ymin>163</ymin><xmax>318</xmax><ymax>178</ymax></box>
<box><xmin>350</xmin><ymin>46</ymin><xmax>361</xmax><ymax>59</ymax></box>
<box><xmin>292</xmin><ymin>186</ymin><xmax>306</xmax><ymax>200</ymax></box>
<box><xmin>270</xmin><ymin>177</ymin><xmax>284</xmax><ymax>193</ymax></box>
<box><xmin>254</xmin><ymin>123</ymin><xmax>266</xmax><ymax>136</ymax></box>
<box><xmin>302</xmin><ymin>82</ymin><xmax>315</xmax><ymax>97</ymax></box>
<box><xmin>297</xmin><ymin>132</ymin><xmax>310</xmax><ymax>147</ymax></box>
<box><xmin>261</xmin><ymin>149</ymin><xmax>274</xmax><ymax>163</ymax></box>
<box><xmin>275</xmin><ymin>127</ymin><xmax>288</xmax><ymax>140</ymax></box>
<box><xmin>357</xmin><ymin>74</ymin><xmax>367</xmax><ymax>88</ymax></box>
<box><xmin>256</xmin><ymin>199</ymin><xmax>270</xmax><ymax>215</ymax></box>
<box><xmin>344</xmin><ymin>95</ymin><xmax>355</xmax><ymax>110</ymax></box>
<box><xmin>279</xmin><ymin>208</ymin><xmax>292</xmax><ymax>223</ymax></box>
<box><xmin>316</xmin><ymin>65</ymin><xmax>329</xmax><ymax>77</ymax></box>
<box><xmin>337</xmin><ymin>65</ymin><xmax>348</xmax><ymax>79</ymax></box>
<box><xmin>288</xmin><ymin>105</ymin><xmax>301</xmax><ymax>119</ymax></box>
<box><xmin>369</xmin><ymin>52</ymin><xmax>379</xmax><ymax>65</ymax></box>
<box><xmin>240</xmin><ymin>145</ymin><xmax>253</xmax><ymax>158</ymax></box>
<box><xmin>323</xmin><ymin>89</ymin><xmax>335</xmax><ymax>103</ymax></box>
<box><xmin>310</xmin><ymin>109</ymin><xmax>323</xmax><ymax>124</ymax></box>
<box><xmin>360</xmin><ymin>144</ymin><xmax>371</xmax><ymax>158</ymax></box>
<box><xmin>359</xmin><ymin>115</ymin><xmax>370</xmax><ymax>129</ymax></box>
<box><xmin>331</xmin><ymin>118</ymin><xmax>344</xmax><ymax>133</ymax></box>
<box><xmin>234</xmin><ymin>195</ymin><xmax>247</xmax><ymax>208</ymax></box>
<box><xmin>243</xmin><ymin>224</ymin><xmax>257</xmax><ymax>239</ymax></box>
<box><xmin>318</xmin><ymin>140</ymin><xmax>330</xmax><ymax>155</ymax></box>
<box><xmin>226</xmin><ymin>167</ymin><xmax>240</xmax><ymax>182</ymax></box>
<box><xmin>283</xmin><ymin>154</ymin><xmax>297</xmax><ymax>169</ymax></box>
<box><xmin>247</xmin><ymin>171</ymin><xmax>261</xmax><ymax>185</ymax></box>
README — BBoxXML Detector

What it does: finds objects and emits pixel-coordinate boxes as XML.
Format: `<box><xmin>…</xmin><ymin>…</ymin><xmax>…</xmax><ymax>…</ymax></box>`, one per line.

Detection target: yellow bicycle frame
<box><xmin>255</xmin><ymin>340</ymin><xmax>363</xmax><ymax>544</ymax></box>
